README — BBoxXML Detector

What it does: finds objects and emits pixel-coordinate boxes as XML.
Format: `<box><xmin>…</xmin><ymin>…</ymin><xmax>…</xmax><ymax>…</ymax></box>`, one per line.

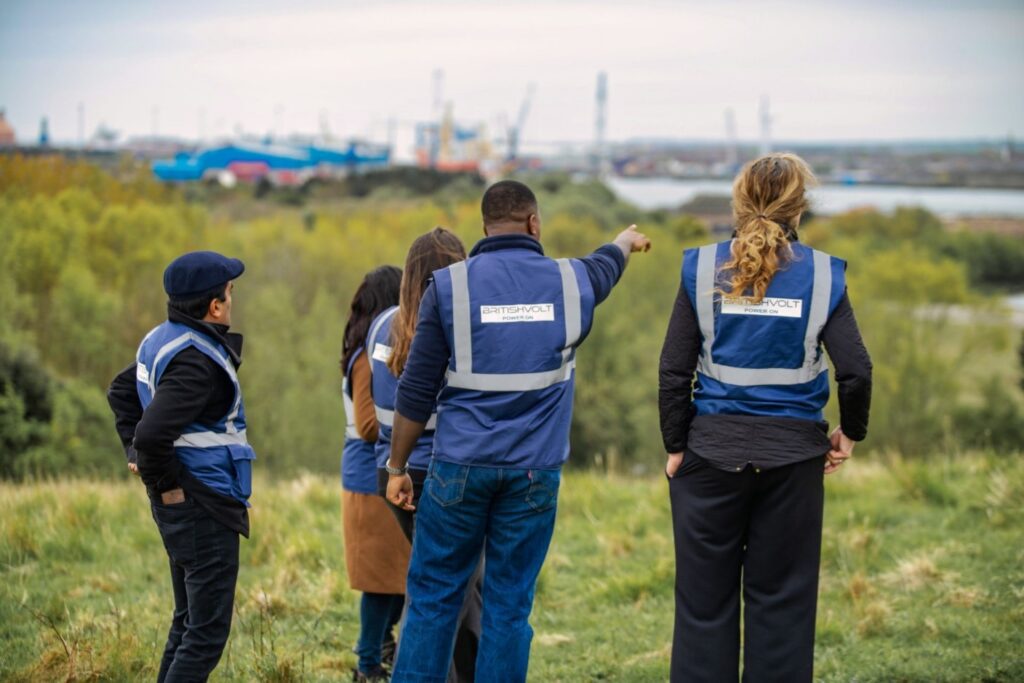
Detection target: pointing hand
<box><xmin>614</xmin><ymin>225</ymin><xmax>651</xmax><ymax>255</ymax></box>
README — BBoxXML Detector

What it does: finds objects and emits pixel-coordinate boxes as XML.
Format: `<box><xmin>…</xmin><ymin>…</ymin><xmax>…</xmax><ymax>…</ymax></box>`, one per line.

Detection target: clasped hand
<box><xmin>825</xmin><ymin>427</ymin><xmax>854</xmax><ymax>475</ymax></box>
<box><xmin>387</xmin><ymin>473</ymin><xmax>416</xmax><ymax>511</ymax></box>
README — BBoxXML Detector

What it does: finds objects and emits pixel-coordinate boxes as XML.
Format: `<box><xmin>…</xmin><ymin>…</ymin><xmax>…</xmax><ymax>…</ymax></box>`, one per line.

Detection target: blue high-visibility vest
<box><xmin>682</xmin><ymin>240</ymin><xmax>846</xmax><ymax>421</ymax></box>
<box><xmin>429</xmin><ymin>248</ymin><xmax>596</xmax><ymax>469</ymax></box>
<box><xmin>341</xmin><ymin>347</ymin><xmax>378</xmax><ymax>494</ymax></box>
<box><xmin>135</xmin><ymin>321</ymin><xmax>256</xmax><ymax>505</ymax></box>
<box><xmin>367</xmin><ymin>306</ymin><xmax>436</xmax><ymax>471</ymax></box>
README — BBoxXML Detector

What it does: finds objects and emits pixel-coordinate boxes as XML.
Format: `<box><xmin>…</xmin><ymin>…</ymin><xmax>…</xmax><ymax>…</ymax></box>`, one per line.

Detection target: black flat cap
<box><xmin>163</xmin><ymin>251</ymin><xmax>245</xmax><ymax>299</ymax></box>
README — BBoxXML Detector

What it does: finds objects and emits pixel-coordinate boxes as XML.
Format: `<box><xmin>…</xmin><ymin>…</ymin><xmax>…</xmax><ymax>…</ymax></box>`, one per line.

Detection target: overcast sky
<box><xmin>1</xmin><ymin>0</ymin><xmax>1022</xmax><ymax>149</ymax></box>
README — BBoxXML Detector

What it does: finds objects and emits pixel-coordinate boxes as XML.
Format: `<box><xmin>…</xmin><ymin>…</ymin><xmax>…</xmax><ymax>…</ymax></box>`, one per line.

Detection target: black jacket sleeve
<box><xmin>107</xmin><ymin>364</ymin><xmax>143</xmax><ymax>464</ymax></box>
<box><xmin>658</xmin><ymin>283</ymin><xmax>701</xmax><ymax>454</ymax></box>
<box><xmin>132</xmin><ymin>348</ymin><xmax>221</xmax><ymax>493</ymax></box>
<box><xmin>820</xmin><ymin>290</ymin><xmax>873</xmax><ymax>441</ymax></box>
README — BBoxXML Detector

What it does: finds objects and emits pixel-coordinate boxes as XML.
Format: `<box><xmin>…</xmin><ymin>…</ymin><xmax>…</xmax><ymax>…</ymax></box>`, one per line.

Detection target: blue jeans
<box><xmin>357</xmin><ymin>592</ymin><xmax>404</xmax><ymax>672</ymax></box>
<box><xmin>393</xmin><ymin>460</ymin><xmax>561</xmax><ymax>683</ymax></box>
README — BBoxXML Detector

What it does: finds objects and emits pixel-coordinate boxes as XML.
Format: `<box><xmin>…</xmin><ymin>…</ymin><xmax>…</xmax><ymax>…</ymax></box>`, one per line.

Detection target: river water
<box><xmin>608</xmin><ymin>177</ymin><xmax>1024</xmax><ymax>325</ymax></box>
<box><xmin>607</xmin><ymin>177</ymin><xmax>1024</xmax><ymax>218</ymax></box>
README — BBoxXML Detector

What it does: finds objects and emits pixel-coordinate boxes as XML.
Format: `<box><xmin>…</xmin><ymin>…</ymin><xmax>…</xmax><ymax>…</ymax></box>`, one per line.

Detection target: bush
<box><xmin>953</xmin><ymin>377</ymin><xmax>1024</xmax><ymax>452</ymax></box>
<box><xmin>0</xmin><ymin>340</ymin><xmax>122</xmax><ymax>479</ymax></box>
<box><xmin>0</xmin><ymin>343</ymin><xmax>53</xmax><ymax>477</ymax></box>
<box><xmin>936</xmin><ymin>230</ymin><xmax>1024</xmax><ymax>291</ymax></box>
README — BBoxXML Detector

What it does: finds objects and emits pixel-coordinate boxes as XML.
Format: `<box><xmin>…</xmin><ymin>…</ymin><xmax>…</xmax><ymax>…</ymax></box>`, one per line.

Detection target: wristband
<box><xmin>385</xmin><ymin>462</ymin><xmax>408</xmax><ymax>476</ymax></box>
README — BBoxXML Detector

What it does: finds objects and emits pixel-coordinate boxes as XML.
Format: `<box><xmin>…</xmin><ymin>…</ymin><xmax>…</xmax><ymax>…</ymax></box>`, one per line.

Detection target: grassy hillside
<box><xmin>1</xmin><ymin>454</ymin><xmax>1022</xmax><ymax>682</ymax></box>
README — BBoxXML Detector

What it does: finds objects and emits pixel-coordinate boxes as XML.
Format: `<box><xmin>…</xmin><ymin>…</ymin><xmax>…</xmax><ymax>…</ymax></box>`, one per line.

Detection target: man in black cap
<box><xmin>107</xmin><ymin>250</ymin><xmax>255</xmax><ymax>682</ymax></box>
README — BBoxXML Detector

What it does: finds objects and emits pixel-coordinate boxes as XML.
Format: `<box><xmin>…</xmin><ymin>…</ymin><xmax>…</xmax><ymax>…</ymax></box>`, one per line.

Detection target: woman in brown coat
<box><xmin>340</xmin><ymin>265</ymin><xmax>409</xmax><ymax>681</ymax></box>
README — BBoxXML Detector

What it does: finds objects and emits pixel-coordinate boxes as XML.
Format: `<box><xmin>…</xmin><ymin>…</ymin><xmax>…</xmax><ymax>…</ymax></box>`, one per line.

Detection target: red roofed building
<box><xmin>0</xmin><ymin>110</ymin><xmax>15</xmax><ymax>146</ymax></box>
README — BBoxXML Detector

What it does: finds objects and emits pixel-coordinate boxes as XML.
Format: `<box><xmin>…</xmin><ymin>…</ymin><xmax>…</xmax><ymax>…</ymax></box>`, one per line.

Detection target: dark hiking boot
<box><xmin>381</xmin><ymin>632</ymin><xmax>397</xmax><ymax>669</ymax></box>
<box><xmin>353</xmin><ymin>665</ymin><xmax>390</xmax><ymax>682</ymax></box>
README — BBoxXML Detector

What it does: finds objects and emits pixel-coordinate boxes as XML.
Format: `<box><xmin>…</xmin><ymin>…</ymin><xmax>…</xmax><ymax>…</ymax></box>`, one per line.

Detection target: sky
<box><xmin>1</xmin><ymin>0</ymin><xmax>1022</xmax><ymax>150</ymax></box>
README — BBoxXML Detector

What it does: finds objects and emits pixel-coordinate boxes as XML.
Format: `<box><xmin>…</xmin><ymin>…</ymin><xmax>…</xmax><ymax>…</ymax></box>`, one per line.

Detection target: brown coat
<box><xmin>342</xmin><ymin>353</ymin><xmax>410</xmax><ymax>593</ymax></box>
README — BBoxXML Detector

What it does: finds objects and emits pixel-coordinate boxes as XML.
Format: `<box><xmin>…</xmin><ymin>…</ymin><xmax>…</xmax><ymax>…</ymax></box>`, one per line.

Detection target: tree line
<box><xmin>1</xmin><ymin>155</ymin><xmax>1021</xmax><ymax>479</ymax></box>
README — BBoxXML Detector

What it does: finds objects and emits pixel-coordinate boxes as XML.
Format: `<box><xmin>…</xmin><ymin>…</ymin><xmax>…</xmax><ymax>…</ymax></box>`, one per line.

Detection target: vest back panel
<box><xmin>682</xmin><ymin>240</ymin><xmax>845</xmax><ymax>422</ymax></box>
<box><xmin>430</xmin><ymin>249</ymin><xmax>596</xmax><ymax>468</ymax></box>
<box><xmin>135</xmin><ymin>321</ymin><xmax>255</xmax><ymax>505</ymax></box>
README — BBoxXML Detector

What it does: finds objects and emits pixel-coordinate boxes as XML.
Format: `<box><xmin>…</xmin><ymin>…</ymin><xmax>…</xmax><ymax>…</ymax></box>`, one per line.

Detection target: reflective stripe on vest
<box><xmin>445</xmin><ymin>258</ymin><xmax>582</xmax><ymax>392</ymax></box>
<box><xmin>367</xmin><ymin>307</ymin><xmax>438</xmax><ymax>429</ymax></box>
<box><xmin>374</xmin><ymin>406</ymin><xmax>438</xmax><ymax>430</ymax></box>
<box><xmin>342</xmin><ymin>347</ymin><xmax>364</xmax><ymax>440</ymax></box>
<box><xmin>366</xmin><ymin>307</ymin><xmax>398</xmax><ymax>377</ymax></box>
<box><xmin>342</xmin><ymin>377</ymin><xmax>360</xmax><ymax>440</ymax></box>
<box><xmin>149</xmin><ymin>330</ymin><xmax>243</xmax><ymax>433</ymax></box>
<box><xmin>695</xmin><ymin>244</ymin><xmax>831</xmax><ymax>387</ymax></box>
<box><xmin>174</xmin><ymin>429</ymin><xmax>249</xmax><ymax>449</ymax></box>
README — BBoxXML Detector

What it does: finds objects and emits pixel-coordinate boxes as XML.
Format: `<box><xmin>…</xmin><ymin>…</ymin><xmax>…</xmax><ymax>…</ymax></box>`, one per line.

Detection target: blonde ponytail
<box><xmin>719</xmin><ymin>153</ymin><xmax>816</xmax><ymax>303</ymax></box>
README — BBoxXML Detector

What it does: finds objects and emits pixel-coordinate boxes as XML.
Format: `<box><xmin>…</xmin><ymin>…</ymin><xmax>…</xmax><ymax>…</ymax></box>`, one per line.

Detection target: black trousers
<box><xmin>668</xmin><ymin>454</ymin><xmax>825</xmax><ymax>683</ymax></box>
<box><xmin>151</xmin><ymin>497</ymin><xmax>240</xmax><ymax>683</ymax></box>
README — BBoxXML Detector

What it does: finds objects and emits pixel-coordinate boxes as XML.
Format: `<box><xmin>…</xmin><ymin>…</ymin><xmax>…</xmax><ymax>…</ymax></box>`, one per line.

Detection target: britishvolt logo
<box><xmin>372</xmin><ymin>343</ymin><xmax>393</xmax><ymax>362</ymax></box>
<box><xmin>481</xmin><ymin>303</ymin><xmax>555</xmax><ymax>323</ymax></box>
<box><xmin>721</xmin><ymin>297</ymin><xmax>803</xmax><ymax>318</ymax></box>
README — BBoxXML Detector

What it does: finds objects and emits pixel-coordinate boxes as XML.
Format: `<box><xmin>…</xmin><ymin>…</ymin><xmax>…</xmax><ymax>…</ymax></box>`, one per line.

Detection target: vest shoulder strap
<box><xmin>145</xmin><ymin>323</ymin><xmax>244</xmax><ymax>434</ymax></box>
<box><xmin>693</xmin><ymin>243</ymin><xmax>832</xmax><ymax>387</ymax></box>
<box><xmin>445</xmin><ymin>257</ymin><xmax>583</xmax><ymax>393</ymax></box>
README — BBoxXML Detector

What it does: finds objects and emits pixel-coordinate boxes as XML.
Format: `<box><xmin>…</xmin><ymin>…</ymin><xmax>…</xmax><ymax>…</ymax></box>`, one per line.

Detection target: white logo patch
<box><xmin>136</xmin><ymin>362</ymin><xmax>150</xmax><ymax>384</ymax></box>
<box><xmin>722</xmin><ymin>297</ymin><xmax>803</xmax><ymax>318</ymax></box>
<box><xmin>372</xmin><ymin>343</ymin><xmax>393</xmax><ymax>362</ymax></box>
<box><xmin>480</xmin><ymin>303</ymin><xmax>555</xmax><ymax>323</ymax></box>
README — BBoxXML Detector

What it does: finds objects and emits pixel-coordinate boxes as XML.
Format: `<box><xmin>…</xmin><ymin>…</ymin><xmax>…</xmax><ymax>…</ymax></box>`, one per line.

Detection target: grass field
<box><xmin>1</xmin><ymin>454</ymin><xmax>1022</xmax><ymax>682</ymax></box>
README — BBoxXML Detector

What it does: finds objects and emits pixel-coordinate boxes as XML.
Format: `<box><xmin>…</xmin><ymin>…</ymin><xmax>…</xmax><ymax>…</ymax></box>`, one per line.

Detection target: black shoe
<box><xmin>381</xmin><ymin>633</ymin><xmax>396</xmax><ymax>669</ymax></box>
<box><xmin>353</xmin><ymin>666</ymin><xmax>390</xmax><ymax>682</ymax></box>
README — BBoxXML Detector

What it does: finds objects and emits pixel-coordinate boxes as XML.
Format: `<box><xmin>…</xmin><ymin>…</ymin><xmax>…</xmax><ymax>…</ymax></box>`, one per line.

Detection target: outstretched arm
<box><xmin>577</xmin><ymin>225</ymin><xmax>652</xmax><ymax>305</ymax></box>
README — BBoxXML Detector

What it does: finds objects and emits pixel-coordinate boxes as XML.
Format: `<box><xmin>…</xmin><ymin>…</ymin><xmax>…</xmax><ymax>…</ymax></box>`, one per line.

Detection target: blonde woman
<box><xmin>658</xmin><ymin>154</ymin><xmax>872</xmax><ymax>682</ymax></box>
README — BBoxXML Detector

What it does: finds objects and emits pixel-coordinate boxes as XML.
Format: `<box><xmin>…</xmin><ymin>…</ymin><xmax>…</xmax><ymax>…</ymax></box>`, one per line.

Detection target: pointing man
<box><xmin>107</xmin><ymin>251</ymin><xmax>255</xmax><ymax>682</ymax></box>
<box><xmin>385</xmin><ymin>180</ymin><xmax>651</xmax><ymax>682</ymax></box>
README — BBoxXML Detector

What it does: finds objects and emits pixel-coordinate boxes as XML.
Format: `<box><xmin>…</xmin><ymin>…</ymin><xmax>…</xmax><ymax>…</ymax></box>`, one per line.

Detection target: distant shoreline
<box><xmin>607</xmin><ymin>176</ymin><xmax>1024</xmax><ymax>219</ymax></box>
<box><xmin>612</xmin><ymin>175</ymin><xmax>1024</xmax><ymax>192</ymax></box>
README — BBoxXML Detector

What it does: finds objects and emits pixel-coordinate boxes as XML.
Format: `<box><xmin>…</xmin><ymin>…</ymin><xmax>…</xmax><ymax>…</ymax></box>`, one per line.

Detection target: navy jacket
<box><xmin>395</xmin><ymin>234</ymin><xmax>625</xmax><ymax>468</ymax></box>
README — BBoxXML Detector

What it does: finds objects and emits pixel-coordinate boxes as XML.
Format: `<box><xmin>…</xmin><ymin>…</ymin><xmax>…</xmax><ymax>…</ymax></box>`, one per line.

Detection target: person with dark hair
<box><xmin>479</xmin><ymin>179</ymin><xmax>538</xmax><ymax>224</ymax></box>
<box><xmin>339</xmin><ymin>265</ymin><xmax>409</xmax><ymax>682</ymax></box>
<box><xmin>366</xmin><ymin>228</ymin><xmax>480</xmax><ymax>682</ymax></box>
<box><xmin>659</xmin><ymin>153</ymin><xmax>872</xmax><ymax>682</ymax></box>
<box><xmin>106</xmin><ymin>251</ymin><xmax>255</xmax><ymax>682</ymax></box>
<box><xmin>384</xmin><ymin>180</ymin><xmax>651</xmax><ymax>682</ymax></box>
